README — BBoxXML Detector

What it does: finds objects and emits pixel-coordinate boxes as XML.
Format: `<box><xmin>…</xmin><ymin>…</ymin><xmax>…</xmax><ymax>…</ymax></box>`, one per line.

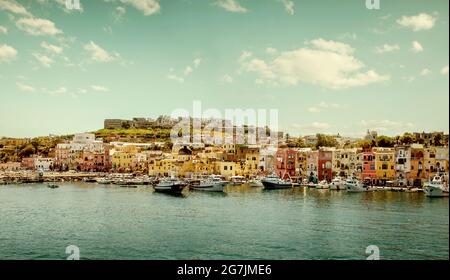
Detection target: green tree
<box><xmin>19</xmin><ymin>144</ymin><xmax>36</xmax><ymax>158</ymax></box>
<box><xmin>375</xmin><ymin>135</ymin><xmax>395</xmax><ymax>147</ymax></box>
<box><xmin>316</xmin><ymin>134</ymin><xmax>338</xmax><ymax>149</ymax></box>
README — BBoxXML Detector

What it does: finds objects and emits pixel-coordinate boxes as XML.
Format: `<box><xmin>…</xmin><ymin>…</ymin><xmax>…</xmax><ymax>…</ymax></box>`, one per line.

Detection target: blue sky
<box><xmin>0</xmin><ymin>0</ymin><xmax>448</xmax><ymax>138</ymax></box>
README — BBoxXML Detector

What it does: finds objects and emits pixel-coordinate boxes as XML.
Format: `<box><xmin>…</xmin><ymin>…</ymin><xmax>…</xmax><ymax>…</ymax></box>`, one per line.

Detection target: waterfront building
<box><xmin>296</xmin><ymin>148</ymin><xmax>311</xmax><ymax>180</ymax></box>
<box><xmin>275</xmin><ymin>148</ymin><xmax>297</xmax><ymax>180</ymax></box>
<box><xmin>373</xmin><ymin>147</ymin><xmax>395</xmax><ymax>185</ymax></box>
<box><xmin>435</xmin><ymin>147</ymin><xmax>449</xmax><ymax>174</ymax></box>
<box><xmin>0</xmin><ymin>162</ymin><xmax>21</xmax><ymax>171</ymax></box>
<box><xmin>333</xmin><ymin>148</ymin><xmax>361</xmax><ymax>178</ymax></box>
<box><xmin>408</xmin><ymin>144</ymin><xmax>425</xmax><ymax>186</ymax></box>
<box><xmin>214</xmin><ymin>161</ymin><xmax>236</xmax><ymax>178</ymax></box>
<box><xmin>394</xmin><ymin>145</ymin><xmax>411</xmax><ymax>186</ymax></box>
<box><xmin>306</xmin><ymin>150</ymin><xmax>319</xmax><ymax>180</ymax></box>
<box><xmin>34</xmin><ymin>157</ymin><xmax>54</xmax><ymax>171</ymax></box>
<box><xmin>318</xmin><ymin>147</ymin><xmax>334</xmax><ymax>181</ymax></box>
<box><xmin>361</xmin><ymin>149</ymin><xmax>376</xmax><ymax>184</ymax></box>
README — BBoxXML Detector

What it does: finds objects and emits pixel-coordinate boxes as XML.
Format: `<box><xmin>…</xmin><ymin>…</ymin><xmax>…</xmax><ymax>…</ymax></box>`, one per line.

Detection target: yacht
<box><xmin>345</xmin><ymin>178</ymin><xmax>367</xmax><ymax>193</ymax></box>
<box><xmin>423</xmin><ymin>175</ymin><xmax>449</xmax><ymax>197</ymax></box>
<box><xmin>261</xmin><ymin>174</ymin><xmax>292</xmax><ymax>190</ymax></box>
<box><xmin>330</xmin><ymin>177</ymin><xmax>345</xmax><ymax>190</ymax></box>
<box><xmin>316</xmin><ymin>180</ymin><xmax>329</xmax><ymax>189</ymax></box>
<box><xmin>154</xmin><ymin>178</ymin><xmax>187</xmax><ymax>194</ymax></box>
<box><xmin>191</xmin><ymin>175</ymin><xmax>228</xmax><ymax>192</ymax></box>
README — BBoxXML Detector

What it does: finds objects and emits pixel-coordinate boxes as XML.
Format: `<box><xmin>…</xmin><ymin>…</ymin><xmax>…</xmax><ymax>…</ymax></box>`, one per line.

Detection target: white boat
<box><xmin>154</xmin><ymin>178</ymin><xmax>187</xmax><ymax>194</ymax></box>
<box><xmin>192</xmin><ymin>175</ymin><xmax>227</xmax><ymax>192</ymax></box>
<box><xmin>423</xmin><ymin>175</ymin><xmax>449</xmax><ymax>197</ymax></box>
<box><xmin>248</xmin><ymin>178</ymin><xmax>263</xmax><ymax>187</ymax></box>
<box><xmin>261</xmin><ymin>174</ymin><xmax>292</xmax><ymax>190</ymax></box>
<box><xmin>330</xmin><ymin>177</ymin><xmax>345</xmax><ymax>190</ymax></box>
<box><xmin>316</xmin><ymin>180</ymin><xmax>329</xmax><ymax>189</ymax></box>
<box><xmin>345</xmin><ymin>178</ymin><xmax>367</xmax><ymax>193</ymax></box>
<box><xmin>96</xmin><ymin>177</ymin><xmax>113</xmax><ymax>184</ymax></box>
<box><xmin>229</xmin><ymin>176</ymin><xmax>246</xmax><ymax>186</ymax></box>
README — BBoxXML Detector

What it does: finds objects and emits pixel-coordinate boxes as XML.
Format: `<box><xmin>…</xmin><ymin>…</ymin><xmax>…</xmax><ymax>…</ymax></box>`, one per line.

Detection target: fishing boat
<box><xmin>316</xmin><ymin>180</ymin><xmax>329</xmax><ymax>189</ymax></box>
<box><xmin>423</xmin><ymin>175</ymin><xmax>449</xmax><ymax>197</ymax></box>
<box><xmin>345</xmin><ymin>178</ymin><xmax>366</xmax><ymax>193</ymax></box>
<box><xmin>229</xmin><ymin>176</ymin><xmax>246</xmax><ymax>186</ymax></box>
<box><xmin>154</xmin><ymin>178</ymin><xmax>187</xmax><ymax>194</ymax></box>
<box><xmin>261</xmin><ymin>174</ymin><xmax>292</xmax><ymax>190</ymax></box>
<box><xmin>191</xmin><ymin>175</ymin><xmax>227</xmax><ymax>192</ymax></box>
<box><xmin>330</xmin><ymin>177</ymin><xmax>345</xmax><ymax>190</ymax></box>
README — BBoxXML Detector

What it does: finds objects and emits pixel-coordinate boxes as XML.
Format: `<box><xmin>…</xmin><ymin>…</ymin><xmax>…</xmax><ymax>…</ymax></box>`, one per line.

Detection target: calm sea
<box><xmin>0</xmin><ymin>183</ymin><xmax>448</xmax><ymax>260</ymax></box>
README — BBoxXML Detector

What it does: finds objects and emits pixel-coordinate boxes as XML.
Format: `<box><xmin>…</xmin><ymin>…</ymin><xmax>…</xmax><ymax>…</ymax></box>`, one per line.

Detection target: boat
<box><xmin>191</xmin><ymin>175</ymin><xmax>228</xmax><ymax>192</ymax></box>
<box><xmin>96</xmin><ymin>177</ymin><xmax>113</xmax><ymax>184</ymax></box>
<box><xmin>423</xmin><ymin>175</ymin><xmax>449</xmax><ymax>197</ymax></box>
<box><xmin>330</xmin><ymin>177</ymin><xmax>345</xmax><ymax>190</ymax></box>
<box><xmin>345</xmin><ymin>178</ymin><xmax>366</xmax><ymax>193</ymax></box>
<box><xmin>261</xmin><ymin>174</ymin><xmax>292</xmax><ymax>190</ymax></box>
<box><xmin>154</xmin><ymin>178</ymin><xmax>187</xmax><ymax>194</ymax></box>
<box><xmin>248</xmin><ymin>178</ymin><xmax>263</xmax><ymax>187</ymax></box>
<box><xmin>83</xmin><ymin>177</ymin><xmax>97</xmax><ymax>183</ymax></box>
<box><xmin>229</xmin><ymin>176</ymin><xmax>246</xmax><ymax>186</ymax></box>
<box><xmin>316</xmin><ymin>180</ymin><xmax>329</xmax><ymax>189</ymax></box>
<box><xmin>47</xmin><ymin>184</ymin><xmax>59</xmax><ymax>189</ymax></box>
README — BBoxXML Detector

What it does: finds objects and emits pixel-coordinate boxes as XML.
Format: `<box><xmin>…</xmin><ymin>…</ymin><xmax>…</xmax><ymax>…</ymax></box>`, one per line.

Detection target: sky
<box><xmin>0</xmin><ymin>0</ymin><xmax>448</xmax><ymax>138</ymax></box>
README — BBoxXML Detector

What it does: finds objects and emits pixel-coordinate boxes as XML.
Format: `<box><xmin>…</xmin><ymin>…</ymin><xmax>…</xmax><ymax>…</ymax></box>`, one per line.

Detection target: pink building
<box><xmin>275</xmin><ymin>149</ymin><xmax>297</xmax><ymax>179</ymax></box>
<box><xmin>361</xmin><ymin>149</ymin><xmax>376</xmax><ymax>184</ymax></box>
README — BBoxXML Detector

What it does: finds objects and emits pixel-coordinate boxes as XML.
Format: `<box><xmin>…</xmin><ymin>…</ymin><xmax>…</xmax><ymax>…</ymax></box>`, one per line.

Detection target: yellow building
<box><xmin>148</xmin><ymin>158</ymin><xmax>180</xmax><ymax>177</ymax></box>
<box><xmin>373</xmin><ymin>147</ymin><xmax>395</xmax><ymax>184</ymax></box>
<box><xmin>214</xmin><ymin>161</ymin><xmax>236</xmax><ymax>178</ymax></box>
<box><xmin>111</xmin><ymin>146</ymin><xmax>138</xmax><ymax>172</ymax></box>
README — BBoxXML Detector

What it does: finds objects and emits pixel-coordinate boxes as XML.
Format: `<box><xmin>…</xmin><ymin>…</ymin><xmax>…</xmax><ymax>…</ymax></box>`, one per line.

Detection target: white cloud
<box><xmin>0</xmin><ymin>0</ymin><xmax>32</xmax><ymax>16</ymax></box>
<box><xmin>33</xmin><ymin>53</ymin><xmax>53</xmax><ymax>67</ymax></box>
<box><xmin>16</xmin><ymin>82</ymin><xmax>35</xmax><ymax>92</ymax></box>
<box><xmin>193</xmin><ymin>58</ymin><xmax>201</xmax><ymax>68</ymax></box>
<box><xmin>411</xmin><ymin>41</ymin><xmax>423</xmax><ymax>53</ymax></box>
<box><xmin>280</xmin><ymin>0</ymin><xmax>294</xmax><ymax>15</ymax></box>
<box><xmin>240</xmin><ymin>39</ymin><xmax>389</xmax><ymax>89</ymax></box>
<box><xmin>16</xmin><ymin>17</ymin><xmax>62</xmax><ymax>36</ymax></box>
<box><xmin>266</xmin><ymin>47</ymin><xmax>277</xmax><ymax>55</ymax></box>
<box><xmin>397</xmin><ymin>13</ymin><xmax>436</xmax><ymax>31</ymax></box>
<box><xmin>0</xmin><ymin>26</ymin><xmax>7</xmax><ymax>35</ymax></box>
<box><xmin>0</xmin><ymin>44</ymin><xmax>17</xmax><ymax>63</ymax></box>
<box><xmin>308</xmin><ymin>102</ymin><xmax>341</xmax><ymax>113</ymax></box>
<box><xmin>215</xmin><ymin>0</ymin><xmax>247</xmax><ymax>13</ymax></box>
<box><xmin>84</xmin><ymin>41</ymin><xmax>119</xmax><ymax>62</ymax></box>
<box><xmin>420</xmin><ymin>68</ymin><xmax>431</xmax><ymax>76</ymax></box>
<box><xmin>168</xmin><ymin>58</ymin><xmax>202</xmax><ymax>83</ymax></box>
<box><xmin>116</xmin><ymin>6</ymin><xmax>126</xmax><ymax>14</ymax></box>
<box><xmin>184</xmin><ymin>66</ymin><xmax>193</xmax><ymax>76</ymax></box>
<box><xmin>306</xmin><ymin>38</ymin><xmax>354</xmax><ymax>55</ymax></box>
<box><xmin>375</xmin><ymin>44</ymin><xmax>400</xmax><ymax>54</ymax></box>
<box><xmin>42</xmin><ymin>86</ymin><xmax>67</xmax><ymax>96</ymax></box>
<box><xmin>221</xmin><ymin>74</ymin><xmax>233</xmax><ymax>83</ymax></box>
<box><xmin>441</xmin><ymin>65</ymin><xmax>449</xmax><ymax>75</ymax></box>
<box><xmin>41</xmin><ymin>41</ymin><xmax>63</xmax><ymax>54</ymax></box>
<box><xmin>91</xmin><ymin>85</ymin><xmax>109</xmax><ymax>92</ymax></box>
<box><xmin>119</xmin><ymin>0</ymin><xmax>160</xmax><ymax>16</ymax></box>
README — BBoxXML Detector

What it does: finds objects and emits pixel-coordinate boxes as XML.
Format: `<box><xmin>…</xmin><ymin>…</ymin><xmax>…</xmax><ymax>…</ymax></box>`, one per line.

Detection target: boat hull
<box><xmin>154</xmin><ymin>184</ymin><xmax>186</xmax><ymax>194</ymax></box>
<box><xmin>192</xmin><ymin>182</ymin><xmax>227</xmax><ymax>192</ymax></box>
<box><xmin>262</xmin><ymin>180</ymin><xmax>292</xmax><ymax>190</ymax></box>
<box><xmin>424</xmin><ymin>185</ymin><xmax>449</xmax><ymax>197</ymax></box>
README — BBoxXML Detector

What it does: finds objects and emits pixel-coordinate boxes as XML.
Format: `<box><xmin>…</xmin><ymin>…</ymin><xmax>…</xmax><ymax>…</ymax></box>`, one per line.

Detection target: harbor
<box><xmin>0</xmin><ymin>181</ymin><xmax>448</xmax><ymax>260</ymax></box>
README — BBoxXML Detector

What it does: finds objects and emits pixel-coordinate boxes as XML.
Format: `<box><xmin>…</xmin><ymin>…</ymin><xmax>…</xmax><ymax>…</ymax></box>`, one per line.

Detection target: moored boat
<box><xmin>229</xmin><ymin>176</ymin><xmax>246</xmax><ymax>186</ymax></box>
<box><xmin>248</xmin><ymin>178</ymin><xmax>263</xmax><ymax>187</ymax></box>
<box><xmin>345</xmin><ymin>178</ymin><xmax>366</xmax><ymax>193</ymax></box>
<box><xmin>154</xmin><ymin>178</ymin><xmax>187</xmax><ymax>194</ymax></box>
<box><xmin>316</xmin><ymin>180</ymin><xmax>329</xmax><ymax>189</ymax></box>
<box><xmin>423</xmin><ymin>175</ymin><xmax>449</xmax><ymax>197</ymax></box>
<box><xmin>261</xmin><ymin>174</ymin><xmax>292</xmax><ymax>190</ymax></box>
<box><xmin>47</xmin><ymin>184</ymin><xmax>59</xmax><ymax>189</ymax></box>
<box><xmin>191</xmin><ymin>175</ymin><xmax>227</xmax><ymax>192</ymax></box>
<box><xmin>330</xmin><ymin>177</ymin><xmax>345</xmax><ymax>190</ymax></box>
